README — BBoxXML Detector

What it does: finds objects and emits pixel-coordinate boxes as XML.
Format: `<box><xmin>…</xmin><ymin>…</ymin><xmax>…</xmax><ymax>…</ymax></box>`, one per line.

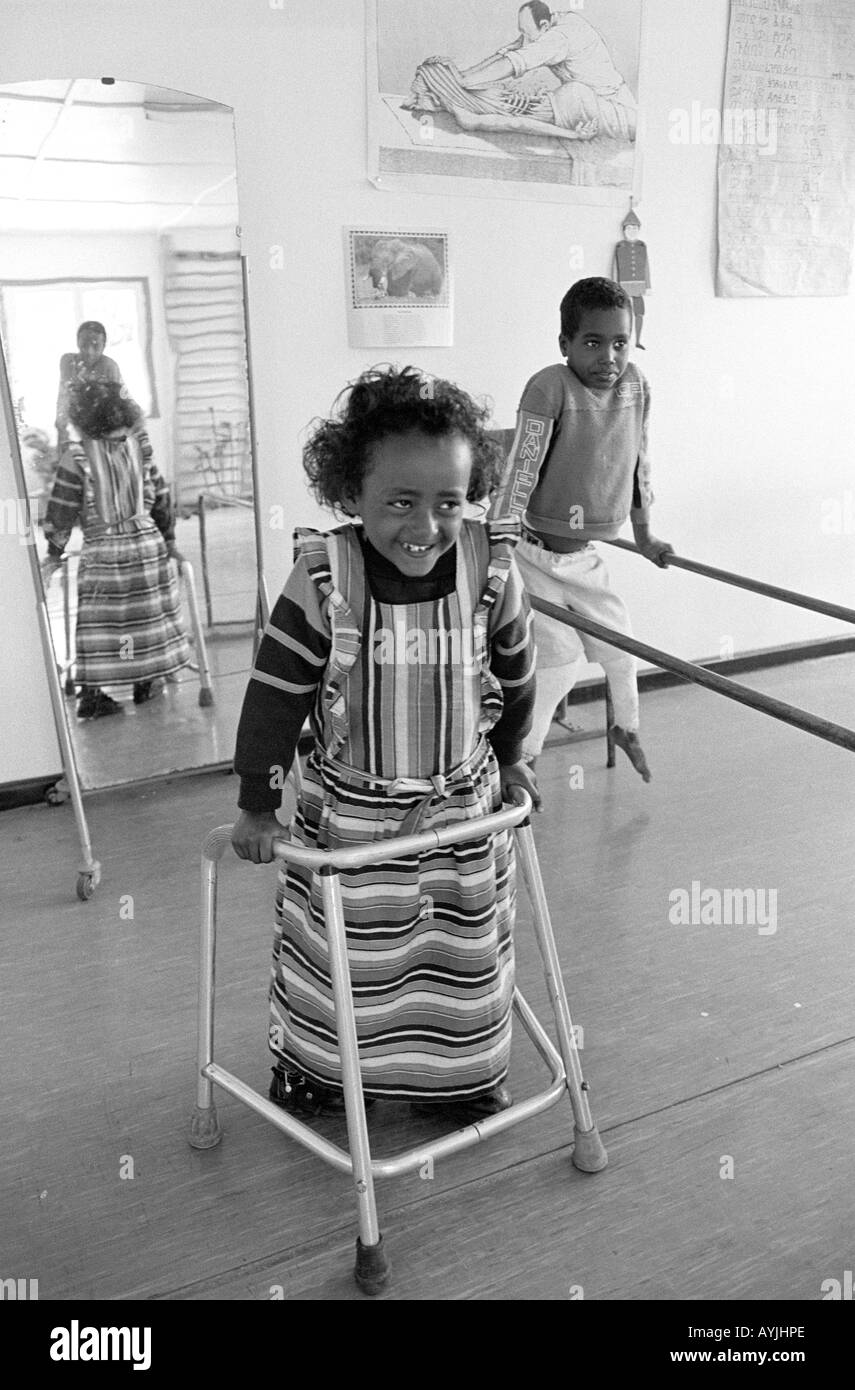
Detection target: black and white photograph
<box><xmin>367</xmin><ymin>0</ymin><xmax>643</xmax><ymax>200</ymax></box>
<box><xmin>345</xmin><ymin>228</ymin><xmax>451</xmax><ymax>345</ymax></box>
<box><xmin>0</xmin><ymin>0</ymin><xmax>853</xmax><ymax>1355</ymax></box>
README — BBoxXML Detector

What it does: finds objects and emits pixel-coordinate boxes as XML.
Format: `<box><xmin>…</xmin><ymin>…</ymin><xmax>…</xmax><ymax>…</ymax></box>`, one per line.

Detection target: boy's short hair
<box><xmin>76</xmin><ymin>320</ymin><xmax>107</xmax><ymax>342</ymax></box>
<box><xmin>560</xmin><ymin>278</ymin><xmax>632</xmax><ymax>340</ymax></box>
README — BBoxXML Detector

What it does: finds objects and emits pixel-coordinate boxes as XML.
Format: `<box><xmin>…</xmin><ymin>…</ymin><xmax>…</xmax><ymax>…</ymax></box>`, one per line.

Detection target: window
<box><xmin>0</xmin><ymin>277</ymin><xmax>157</xmax><ymax>438</ymax></box>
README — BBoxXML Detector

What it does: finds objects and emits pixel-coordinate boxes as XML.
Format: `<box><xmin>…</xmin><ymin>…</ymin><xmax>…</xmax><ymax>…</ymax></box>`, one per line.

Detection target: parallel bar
<box><xmin>531</xmin><ymin>596</ymin><xmax>855</xmax><ymax>755</ymax></box>
<box><xmin>605</xmin><ymin>537</ymin><xmax>855</xmax><ymax>627</ymax></box>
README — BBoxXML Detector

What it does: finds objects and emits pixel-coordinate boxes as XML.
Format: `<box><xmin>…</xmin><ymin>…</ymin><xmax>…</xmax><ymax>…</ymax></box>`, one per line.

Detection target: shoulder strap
<box><xmin>479</xmin><ymin>517</ymin><xmax>520</xmax><ymax>618</ymax></box>
<box><xmin>291</xmin><ymin>526</ymin><xmax>364</xmax><ymax>756</ymax></box>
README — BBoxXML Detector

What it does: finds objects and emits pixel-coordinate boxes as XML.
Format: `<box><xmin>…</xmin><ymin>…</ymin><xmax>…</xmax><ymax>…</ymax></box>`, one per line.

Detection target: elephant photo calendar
<box><xmin>343</xmin><ymin>227</ymin><xmax>453</xmax><ymax>346</ymax></box>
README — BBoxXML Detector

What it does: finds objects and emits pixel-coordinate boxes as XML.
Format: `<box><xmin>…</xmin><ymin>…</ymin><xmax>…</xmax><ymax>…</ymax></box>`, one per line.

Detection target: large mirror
<box><xmin>0</xmin><ymin>79</ymin><xmax>259</xmax><ymax>790</ymax></box>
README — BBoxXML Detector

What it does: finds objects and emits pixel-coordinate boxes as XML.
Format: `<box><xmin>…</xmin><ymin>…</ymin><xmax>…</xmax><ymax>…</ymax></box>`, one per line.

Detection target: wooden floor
<box><xmin>2</xmin><ymin>654</ymin><xmax>853</xmax><ymax>1301</ymax></box>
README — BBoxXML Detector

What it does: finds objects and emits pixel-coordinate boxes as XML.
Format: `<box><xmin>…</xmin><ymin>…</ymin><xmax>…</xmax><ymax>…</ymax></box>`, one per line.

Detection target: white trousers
<box><xmin>516</xmin><ymin>538</ymin><xmax>639</xmax><ymax>759</ymax></box>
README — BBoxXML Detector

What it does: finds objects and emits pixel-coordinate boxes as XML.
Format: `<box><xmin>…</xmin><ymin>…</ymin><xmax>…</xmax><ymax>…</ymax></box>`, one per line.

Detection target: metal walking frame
<box><xmin>57</xmin><ymin>553</ymin><xmax>214</xmax><ymax>710</ymax></box>
<box><xmin>189</xmin><ymin>786</ymin><xmax>607</xmax><ymax>1295</ymax></box>
<box><xmin>179</xmin><ymin>560</ymin><xmax>215</xmax><ymax>708</ymax></box>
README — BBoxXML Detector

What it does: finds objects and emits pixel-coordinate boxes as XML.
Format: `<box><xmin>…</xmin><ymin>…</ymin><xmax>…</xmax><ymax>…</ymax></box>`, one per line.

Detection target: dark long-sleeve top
<box><xmin>235</xmin><ymin>528</ymin><xmax>535</xmax><ymax>812</ymax></box>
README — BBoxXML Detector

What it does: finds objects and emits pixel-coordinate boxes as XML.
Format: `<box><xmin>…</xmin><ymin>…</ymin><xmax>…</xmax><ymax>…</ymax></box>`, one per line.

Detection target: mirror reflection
<box><xmin>0</xmin><ymin>79</ymin><xmax>258</xmax><ymax>790</ymax></box>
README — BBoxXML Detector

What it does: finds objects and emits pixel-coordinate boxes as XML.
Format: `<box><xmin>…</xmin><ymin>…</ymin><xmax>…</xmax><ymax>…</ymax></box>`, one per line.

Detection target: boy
<box><xmin>491</xmin><ymin>276</ymin><xmax>672</xmax><ymax>779</ymax></box>
<box><xmin>56</xmin><ymin>321</ymin><xmax>124</xmax><ymax>447</ymax></box>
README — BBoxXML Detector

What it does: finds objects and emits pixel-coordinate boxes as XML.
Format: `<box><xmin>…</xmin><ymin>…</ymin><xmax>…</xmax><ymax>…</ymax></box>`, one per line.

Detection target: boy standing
<box><xmin>491</xmin><ymin>276</ymin><xmax>672</xmax><ymax>779</ymax></box>
<box><xmin>56</xmin><ymin>321</ymin><xmax>124</xmax><ymax>447</ymax></box>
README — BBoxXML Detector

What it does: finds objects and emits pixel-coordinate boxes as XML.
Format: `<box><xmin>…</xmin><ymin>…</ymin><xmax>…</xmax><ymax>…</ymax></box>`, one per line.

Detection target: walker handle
<box><xmin>270</xmin><ymin>789</ymin><xmax>532</xmax><ymax>870</ymax></box>
<box><xmin>202</xmin><ymin>790</ymin><xmax>533</xmax><ymax>868</ymax></box>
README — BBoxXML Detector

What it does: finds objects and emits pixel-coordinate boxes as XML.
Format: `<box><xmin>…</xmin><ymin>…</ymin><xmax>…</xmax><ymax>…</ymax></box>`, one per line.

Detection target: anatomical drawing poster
<box><xmin>366</xmin><ymin>0</ymin><xmax>643</xmax><ymax>205</ymax></box>
<box><xmin>344</xmin><ymin>228</ymin><xmax>453</xmax><ymax>347</ymax></box>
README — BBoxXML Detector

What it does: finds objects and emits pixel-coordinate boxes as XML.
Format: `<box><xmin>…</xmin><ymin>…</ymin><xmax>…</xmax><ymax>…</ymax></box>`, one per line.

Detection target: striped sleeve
<box><xmin>486</xmin><ymin>555</ymin><xmax>536</xmax><ymax>765</ymax></box>
<box><xmin>234</xmin><ymin>554</ymin><xmax>332</xmax><ymax>811</ymax></box>
<box><xmin>43</xmin><ymin>449</ymin><xmax>84</xmax><ymax>556</ymax></box>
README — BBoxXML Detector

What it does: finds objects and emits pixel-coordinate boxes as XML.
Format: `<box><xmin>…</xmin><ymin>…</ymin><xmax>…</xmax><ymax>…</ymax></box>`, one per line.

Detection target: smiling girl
<box><xmin>232</xmin><ymin>365</ymin><xmax>539</xmax><ymax>1122</ymax></box>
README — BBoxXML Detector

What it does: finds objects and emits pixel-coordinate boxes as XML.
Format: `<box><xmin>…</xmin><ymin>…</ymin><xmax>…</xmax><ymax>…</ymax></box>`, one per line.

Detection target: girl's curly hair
<box><xmin>67</xmin><ymin>379</ymin><xmax>142</xmax><ymax>437</ymax></box>
<box><xmin>303</xmin><ymin>365</ymin><xmax>504</xmax><ymax>512</ymax></box>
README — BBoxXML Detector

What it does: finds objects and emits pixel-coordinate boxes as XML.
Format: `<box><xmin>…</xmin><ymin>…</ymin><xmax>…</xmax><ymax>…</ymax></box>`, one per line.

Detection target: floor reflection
<box><xmin>69</xmin><ymin>637</ymin><xmax>250</xmax><ymax>788</ymax></box>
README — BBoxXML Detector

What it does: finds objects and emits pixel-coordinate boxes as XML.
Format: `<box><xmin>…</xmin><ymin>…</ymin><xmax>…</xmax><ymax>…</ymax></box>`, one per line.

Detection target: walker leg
<box><xmin>36</xmin><ymin>598</ymin><xmax>101</xmax><ymax>900</ymax></box>
<box><xmin>62</xmin><ymin>559</ymin><xmax>75</xmax><ymax>695</ymax></box>
<box><xmin>514</xmin><ymin>822</ymin><xmax>608</xmax><ymax>1173</ymax></box>
<box><xmin>197</xmin><ymin>494</ymin><xmax>214</xmax><ymax>629</ymax></box>
<box><xmin>605</xmin><ymin>679</ymin><xmax>616</xmax><ymax>768</ymax></box>
<box><xmin>320</xmin><ymin>868</ymin><xmax>390</xmax><ymax>1295</ymax></box>
<box><xmin>189</xmin><ymin>852</ymin><xmax>222</xmax><ymax>1148</ymax></box>
<box><xmin>181</xmin><ymin>560</ymin><xmax>215</xmax><ymax>707</ymax></box>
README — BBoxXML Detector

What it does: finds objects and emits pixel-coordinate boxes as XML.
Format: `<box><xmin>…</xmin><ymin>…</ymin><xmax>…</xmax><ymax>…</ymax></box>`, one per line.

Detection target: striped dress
<box><xmin>44</xmin><ymin>427</ymin><xmax>189</xmax><ymax>687</ymax></box>
<box><xmin>234</xmin><ymin>519</ymin><xmax>536</xmax><ymax>1101</ymax></box>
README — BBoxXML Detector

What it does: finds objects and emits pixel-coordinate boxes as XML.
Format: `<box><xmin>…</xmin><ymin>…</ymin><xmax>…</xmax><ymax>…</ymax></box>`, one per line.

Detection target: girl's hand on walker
<box><xmin>499</xmin><ymin>760</ymin><xmax>542</xmax><ymax>812</ymax></box>
<box><xmin>231</xmin><ymin>810</ymin><xmax>288</xmax><ymax>864</ymax></box>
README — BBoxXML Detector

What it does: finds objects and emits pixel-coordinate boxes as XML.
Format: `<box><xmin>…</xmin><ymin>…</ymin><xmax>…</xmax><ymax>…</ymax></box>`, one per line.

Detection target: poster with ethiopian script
<box><xmin>366</xmin><ymin>0</ymin><xmax>644</xmax><ymax>204</ymax></box>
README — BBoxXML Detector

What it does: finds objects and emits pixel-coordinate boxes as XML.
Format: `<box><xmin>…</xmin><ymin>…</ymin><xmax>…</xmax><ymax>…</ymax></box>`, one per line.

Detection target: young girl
<box><xmin>232</xmin><ymin>365</ymin><xmax>540</xmax><ymax>1123</ymax></box>
<box><xmin>41</xmin><ymin>379</ymin><xmax>189</xmax><ymax>718</ymax></box>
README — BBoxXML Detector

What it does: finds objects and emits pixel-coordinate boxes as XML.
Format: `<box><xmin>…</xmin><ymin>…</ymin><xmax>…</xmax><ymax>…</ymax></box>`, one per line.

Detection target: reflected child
<box><xmin>42</xmin><ymin>379</ymin><xmax>189</xmax><ymax>718</ymax></box>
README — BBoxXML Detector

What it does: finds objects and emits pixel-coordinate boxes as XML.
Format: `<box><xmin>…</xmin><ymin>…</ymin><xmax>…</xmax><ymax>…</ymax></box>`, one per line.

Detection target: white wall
<box><xmin>2</xmin><ymin>0</ymin><xmax>854</xmax><ymax>784</ymax></box>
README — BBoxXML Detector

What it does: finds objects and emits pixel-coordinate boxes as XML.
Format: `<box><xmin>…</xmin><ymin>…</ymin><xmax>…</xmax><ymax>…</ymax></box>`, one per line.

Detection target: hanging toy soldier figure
<box><xmin>614</xmin><ymin>201</ymin><xmax>650</xmax><ymax>348</ymax></box>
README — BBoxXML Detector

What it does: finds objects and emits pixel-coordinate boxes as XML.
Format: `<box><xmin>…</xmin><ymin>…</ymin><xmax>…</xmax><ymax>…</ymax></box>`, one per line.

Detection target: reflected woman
<box><xmin>55</xmin><ymin>321</ymin><xmax>124</xmax><ymax>449</ymax></box>
<box><xmin>41</xmin><ymin>379</ymin><xmax>189</xmax><ymax>720</ymax></box>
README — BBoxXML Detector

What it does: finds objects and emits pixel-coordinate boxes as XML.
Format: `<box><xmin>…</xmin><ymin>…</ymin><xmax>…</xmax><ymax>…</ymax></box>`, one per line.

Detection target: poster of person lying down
<box><xmin>366</xmin><ymin>0</ymin><xmax>643</xmax><ymax>202</ymax></box>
